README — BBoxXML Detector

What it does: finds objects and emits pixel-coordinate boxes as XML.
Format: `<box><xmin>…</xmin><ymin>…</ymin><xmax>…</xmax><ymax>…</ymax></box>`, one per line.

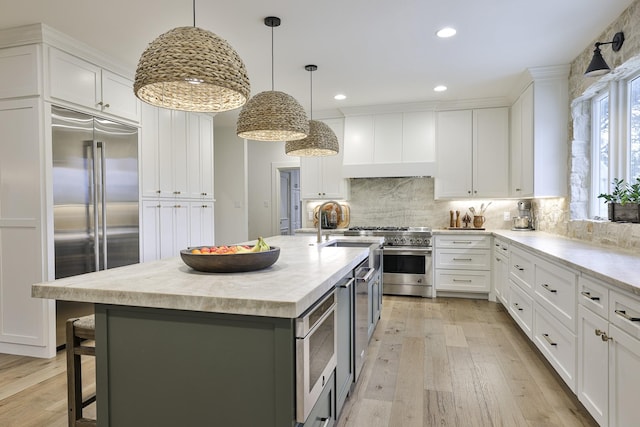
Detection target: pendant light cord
<box><xmin>271</xmin><ymin>24</ymin><xmax>275</xmax><ymax>91</ymax></box>
<box><xmin>192</xmin><ymin>0</ymin><xmax>196</xmax><ymax>27</ymax></box>
<box><xmin>309</xmin><ymin>69</ymin><xmax>313</xmax><ymax>120</ymax></box>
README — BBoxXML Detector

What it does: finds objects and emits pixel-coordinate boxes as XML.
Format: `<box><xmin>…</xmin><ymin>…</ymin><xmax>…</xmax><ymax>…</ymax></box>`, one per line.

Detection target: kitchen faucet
<box><xmin>317</xmin><ymin>200</ymin><xmax>341</xmax><ymax>243</ymax></box>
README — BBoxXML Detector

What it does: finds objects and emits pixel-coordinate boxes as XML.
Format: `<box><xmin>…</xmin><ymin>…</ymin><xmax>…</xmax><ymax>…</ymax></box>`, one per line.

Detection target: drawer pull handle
<box><xmin>452</xmin><ymin>241</ymin><xmax>473</xmax><ymax>244</ymax></box>
<box><xmin>513</xmin><ymin>303</ymin><xmax>523</xmax><ymax>312</ymax></box>
<box><xmin>320</xmin><ymin>418</ymin><xmax>330</xmax><ymax>427</ymax></box>
<box><xmin>542</xmin><ymin>333</ymin><xmax>557</xmax><ymax>346</ymax></box>
<box><xmin>502</xmin><ymin>247</ymin><xmax>508</xmax><ymax>251</ymax></box>
<box><xmin>453</xmin><ymin>258</ymin><xmax>472</xmax><ymax>261</ymax></box>
<box><xmin>595</xmin><ymin>329</ymin><xmax>604</xmax><ymax>336</ymax></box>
<box><xmin>514</xmin><ymin>264</ymin><xmax>524</xmax><ymax>271</ymax></box>
<box><xmin>495</xmin><ymin>257</ymin><xmax>501</xmax><ymax>262</ymax></box>
<box><xmin>614</xmin><ymin>309</ymin><xmax>640</xmax><ymax>322</ymax></box>
<box><xmin>453</xmin><ymin>279</ymin><xmax>472</xmax><ymax>283</ymax></box>
<box><xmin>541</xmin><ymin>283</ymin><xmax>557</xmax><ymax>293</ymax></box>
<box><xmin>581</xmin><ymin>291</ymin><xmax>600</xmax><ymax>301</ymax></box>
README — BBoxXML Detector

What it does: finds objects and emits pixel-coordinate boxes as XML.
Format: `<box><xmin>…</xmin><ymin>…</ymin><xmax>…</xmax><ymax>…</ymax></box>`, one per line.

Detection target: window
<box><xmin>629</xmin><ymin>75</ymin><xmax>640</xmax><ymax>181</ymax></box>
<box><xmin>590</xmin><ymin>71</ymin><xmax>640</xmax><ymax>218</ymax></box>
<box><xmin>592</xmin><ymin>92</ymin><xmax>609</xmax><ymax>219</ymax></box>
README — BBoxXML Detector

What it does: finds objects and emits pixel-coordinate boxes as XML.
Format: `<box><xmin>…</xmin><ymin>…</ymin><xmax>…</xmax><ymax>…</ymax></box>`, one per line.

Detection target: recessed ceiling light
<box><xmin>434</xmin><ymin>85</ymin><xmax>447</xmax><ymax>92</ymax></box>
<box><xmin>436</xmin><ymin>27</ymin><xmax>457</xmax><ymax>38</ymax></box>
<box><xmin>334</xmin><ymin>94</ymin><xmax>346</xmax><ymax>100</ymax></box>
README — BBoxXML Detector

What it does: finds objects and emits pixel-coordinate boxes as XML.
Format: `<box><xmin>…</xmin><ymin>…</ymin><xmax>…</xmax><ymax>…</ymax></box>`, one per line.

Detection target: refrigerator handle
<box><xmin>98</xmin><ymin>141</ymin><xmax>108</xmax><ymax>270</ymax></box>
<box><xmin>92</xmin><ymin>141</ymin><xmax>100</xmax><ymax>272</ymax></box>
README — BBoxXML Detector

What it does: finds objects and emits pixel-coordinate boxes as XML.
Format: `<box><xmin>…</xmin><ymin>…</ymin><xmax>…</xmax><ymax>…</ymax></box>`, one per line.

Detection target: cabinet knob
<box><xmin>174</xmin><ymin>191</ymin><xmax>181</xmax><ymax>195</ymax></box>
<box><xmin>156</xmin><ymin>190</ymin><xmax>161</xmax><ymax>194</ymax></box>
<box><xmin>468</xmin><ymin>190</ymin><xmax>472</xmax><ymax>194</ymax></box>
<box><xmin>174</xmin><ymin>204</ymin><xmax>181</xmax><ymax>208</ymax></box>
<box><xmin>201</xmin><ymin>192</ymin><xmax>208</xmax><ymax>196</ymax></box>
<box><xmin>474</xmin><ymin>190</ymin><xmax>477</xmax><ymax>194</ymax></box>
<box><xmin>515</xmin><ymin>188</ymin><xmax>521</xmax><ymax>192</ymax></box>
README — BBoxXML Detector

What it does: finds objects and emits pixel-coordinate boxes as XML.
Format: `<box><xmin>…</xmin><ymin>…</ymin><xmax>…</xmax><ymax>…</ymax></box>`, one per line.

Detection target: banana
<box><xmin>236</xmin><ymin>245</ymin><xmax>252</xmax><ymax>253</ymax></box>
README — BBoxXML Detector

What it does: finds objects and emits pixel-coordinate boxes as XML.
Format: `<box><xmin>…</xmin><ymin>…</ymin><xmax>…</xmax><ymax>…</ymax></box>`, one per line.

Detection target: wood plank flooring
<box><xmin>337</xmin><ymin>296</ymin><xmax>597</xmax><ymax>427</ymax></box>
<box><xmin>0</xmin><ymin>297</ymin><xmax>596</xmax><ymax>427</ymax></box>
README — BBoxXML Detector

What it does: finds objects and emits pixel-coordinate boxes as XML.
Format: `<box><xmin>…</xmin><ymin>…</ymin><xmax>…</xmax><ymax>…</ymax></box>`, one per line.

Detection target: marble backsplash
<box><xmin>304</xmin><ymin>177</ymin><xmax>516</xmax><ymax>230</ymax></box>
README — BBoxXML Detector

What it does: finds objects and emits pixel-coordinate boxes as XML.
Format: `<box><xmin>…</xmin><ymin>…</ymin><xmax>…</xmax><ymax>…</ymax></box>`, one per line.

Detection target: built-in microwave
<box><xmin>295</xmin><ymin>289</ymin><xmax>337</xmax><ymax>423</ymax></box>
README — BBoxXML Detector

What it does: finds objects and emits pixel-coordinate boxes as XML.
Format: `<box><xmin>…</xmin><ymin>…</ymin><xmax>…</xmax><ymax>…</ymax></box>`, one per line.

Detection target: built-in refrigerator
<box><xmin>52</xmin><ymin>105</ymin><xmax>139</xmax><ymax>346</ymax></box>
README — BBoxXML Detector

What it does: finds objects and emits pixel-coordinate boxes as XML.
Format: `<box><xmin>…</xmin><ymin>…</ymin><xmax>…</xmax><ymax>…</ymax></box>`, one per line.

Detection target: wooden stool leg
<box><xmin>66</xmin><ymin>318</ymin><xmax>82</xmax><ymax>427</ymax></box>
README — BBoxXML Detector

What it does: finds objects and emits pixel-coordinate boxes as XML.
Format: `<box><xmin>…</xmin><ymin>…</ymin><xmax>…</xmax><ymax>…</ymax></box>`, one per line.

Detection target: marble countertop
<box><xmin>493</xmin><ymin>230</ymin><xmax>640</xmax><ymax>296</ymax></box>
<box><xmin>32</xmin><ymin>235</ymin><xmax>383</xmax><ymax>318</ymax></box>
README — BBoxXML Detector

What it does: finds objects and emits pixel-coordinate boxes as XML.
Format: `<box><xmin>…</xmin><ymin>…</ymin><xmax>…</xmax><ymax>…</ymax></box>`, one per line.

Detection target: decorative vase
<box><xmin>473</xmin><ymin>215</ymin><xmax>485</xmax><ymax>228</ymax></box>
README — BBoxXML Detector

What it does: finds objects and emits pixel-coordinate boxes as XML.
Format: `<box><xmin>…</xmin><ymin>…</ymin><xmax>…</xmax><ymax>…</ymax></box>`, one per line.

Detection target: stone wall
<box><xmin>535</xmin><ymin>0</ymin><xmax>640</xmax><ymax>250</ymax></box>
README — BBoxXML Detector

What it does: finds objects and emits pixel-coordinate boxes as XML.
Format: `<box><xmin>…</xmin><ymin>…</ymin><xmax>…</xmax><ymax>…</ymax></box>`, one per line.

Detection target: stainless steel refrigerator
<box><xmin>52</xmin><ymin>105</ymin><xmax>139</xmax><ymax>346</ymax></box>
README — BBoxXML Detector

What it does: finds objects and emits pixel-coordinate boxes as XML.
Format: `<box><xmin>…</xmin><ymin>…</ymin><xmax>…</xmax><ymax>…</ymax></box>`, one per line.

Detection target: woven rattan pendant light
<box><xmin>286</xmin><ymin>65</ymin><xmax>339</xmax><ymax>156</ymax></box>
<box><xmin>236</xmin><ymin>17</ymin><xmax>309</xmax><ymax>141</ymax></box>
<box><xmin>134</xmin><ymin>0</ymin><xmax>250</xmax><ymax>112</ymax></box>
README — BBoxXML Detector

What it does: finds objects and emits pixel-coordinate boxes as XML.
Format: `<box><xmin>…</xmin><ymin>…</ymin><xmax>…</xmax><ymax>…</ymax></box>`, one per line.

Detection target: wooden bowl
<box><xmin>180</xmin><ymin>246</ymin><xmax>280</xmax><ymax>273</ymax></box>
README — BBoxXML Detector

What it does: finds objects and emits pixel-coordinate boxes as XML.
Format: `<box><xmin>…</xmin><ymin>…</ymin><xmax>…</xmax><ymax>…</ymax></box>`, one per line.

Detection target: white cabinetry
<box><xmin>509</xmin><ymin>66</ymin><xmax>569</xmax><ymax>198</ymax></box>
<box><xmin>300</xmin><ymin>118</ymin><xmax>349</xmax><ymax>199</ymax></box>
<box><xmin>140</xmin><ymin>103</ymin><xmax>215</xmax><ymax>261</ymax></box>
<box><xmin>434</xmin><ymin>234</ymin><xmax>491</xmax><ymax>295</ymax></box>
<box><xmin>492</xmin><ymin>237</ymin><xmax>509</xmax><ymax>305</ymax></box>
<box><xmin>47</xmin><ymin>47</ymin><xmax>140</xmax><ymax>122</ymax></box>
<box><xmin>342</xmin><ymin>111</ymin><xmax>435</xmax><ymax>178</ymax></box>
<box><xmin>435</xmin><ymin>107</ymin><xmax>509</xmax><ymax>199</ymax></box>
<box><xmin>505</xmin><ymin>244</ymin><xmax>578</xmax><ymax>390</ymax></box>
<box><xmin>577</xmin><ymin>274</ymin><xmax>640</xmax><ymax>427</ymax></box>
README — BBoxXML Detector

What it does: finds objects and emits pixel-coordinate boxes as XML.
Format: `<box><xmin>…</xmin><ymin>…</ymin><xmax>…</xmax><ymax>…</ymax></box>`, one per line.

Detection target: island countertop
<box><xmin>32</xmin><ymin>235</ymin><xmax>382</xmax><ymax>318</ymax></box>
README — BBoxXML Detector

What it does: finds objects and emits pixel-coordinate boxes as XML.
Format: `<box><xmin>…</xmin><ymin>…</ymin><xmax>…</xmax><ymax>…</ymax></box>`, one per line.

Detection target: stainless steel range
<box><xmin>344</xmin><ymin>226</ymin><xmax>433</xmax><ymax>298</ymax></box>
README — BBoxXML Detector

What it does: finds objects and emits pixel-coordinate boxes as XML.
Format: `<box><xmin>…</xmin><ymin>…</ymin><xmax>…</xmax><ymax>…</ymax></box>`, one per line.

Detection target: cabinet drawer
<box><xmin>435</xmin><ymin>248</ymin><xmax>490</xmax><ymax>270</ymax></box>
<box><xmin>610</xmin><ymin>290</ymin><xmax>640</xmax><ymax>340</ymax></box>
<box><xmin>493</xmin><ymin>238</ymin><xmax>509</xmax><ymax>256</ymax></box>
<box><xmin>533</xmin><ymin>303</ymin><xmax>577</xmax><ymax>392</ymax></box>
<box><xmin>436</xmin><ymin>234</ymin><xmax>491</xmax><ymax>249</ymax></box>
<box><xmin>435</xmin><ymin>269</ymin><xmax>490</xmax><ymax>293</ymax></box>
<box><xmin>534</xmin><ymin>258</ymin><xmax>577</xmax><ymax>332</ymax></box>
<box><xmin>508</xmin><ymin>280</ymin><xmax>533</xmax><ymax>339</ymax></box>
<box><xmin>509</xmin><ymin>246</ymin><xmax>534</xmax><ymax>295</ymax></box>
<box><xmin>578</xmin><ymin>275</ymin><xmax>609</xmax><ymax>319</ymax></box>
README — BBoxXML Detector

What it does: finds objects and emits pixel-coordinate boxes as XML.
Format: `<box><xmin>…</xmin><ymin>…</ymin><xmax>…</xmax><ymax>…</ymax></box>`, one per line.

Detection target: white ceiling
<box><xmin>0</xmin><ymin>0</ymin><xmax>635</xmax><ymax>127</ymax></box>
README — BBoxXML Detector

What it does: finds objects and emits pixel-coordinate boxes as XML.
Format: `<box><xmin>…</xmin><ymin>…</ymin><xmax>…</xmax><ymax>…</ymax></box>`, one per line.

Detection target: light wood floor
<box><xmin>337</xmin><ymin>296</ymin><xmax>597</xmax><ymax>427</ymax></box>
<box><xmin>0</xmin><ymin>297</ymin><xmax>596</xmax><ymax>427</ymax></box>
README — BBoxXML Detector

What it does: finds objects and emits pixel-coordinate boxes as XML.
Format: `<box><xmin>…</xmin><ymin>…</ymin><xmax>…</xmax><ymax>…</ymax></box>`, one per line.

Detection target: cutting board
<box><xmin>312</xmin><ymin>203</ymin><xmax>350</xmax><ymax>228</ymax></box>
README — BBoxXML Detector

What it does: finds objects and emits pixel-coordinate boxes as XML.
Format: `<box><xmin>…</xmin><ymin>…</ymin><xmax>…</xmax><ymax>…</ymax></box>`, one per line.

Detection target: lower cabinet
<box><xmin>533</xmin><ymin>302</ymin><xmax>577</xmax><ymax>391</ymax></box>
<box><xmin>493</xmin><ymin>237</ymin><xmax>509</xmax><ymax>304</ymax></box>
<box><xmin>578</xmin><ymin>274</ymin><xmax>640</xmax><ymax>427</ymax></box>
<box><xmin>508</xmin><ymin>279</ymin><xmax>533</xmax><ymax>338</ymax></box>
<box><xmin>435</xmin><ymin>234</ymin><xmax>491</xmax><ymax>295</ymax></box>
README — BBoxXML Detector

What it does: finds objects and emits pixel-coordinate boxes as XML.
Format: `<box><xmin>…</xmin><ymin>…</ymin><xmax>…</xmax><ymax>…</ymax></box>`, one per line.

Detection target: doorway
<box><xmin>278</xmin><ymin>169</ymin><xmax>301</xmax><ymax>235</ymax></box>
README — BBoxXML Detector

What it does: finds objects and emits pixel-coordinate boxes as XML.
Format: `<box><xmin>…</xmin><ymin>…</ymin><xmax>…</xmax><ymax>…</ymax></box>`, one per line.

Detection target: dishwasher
<box><xmin>354</xmin><ymin>257</ymin><xmax>375</xmax><ymax>382</ymax></box>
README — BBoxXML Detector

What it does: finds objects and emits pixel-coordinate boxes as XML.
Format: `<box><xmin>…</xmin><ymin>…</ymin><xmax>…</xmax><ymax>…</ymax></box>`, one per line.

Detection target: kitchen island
<box><xmin>32</xmin><ymin>235</ymin><xmax>382</xmax><ymax>427</ymax></box>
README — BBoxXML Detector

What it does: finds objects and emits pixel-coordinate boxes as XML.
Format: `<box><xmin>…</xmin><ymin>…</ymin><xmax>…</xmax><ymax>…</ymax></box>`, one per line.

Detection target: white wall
<box><xmin>247</xmin><ymin>140</ymin><xmax>297</xmax><ymax>240</ymax></box>
<box><xmin>213</xmin><ymin>125</ymin><xmax>248</xmax><ymax>244</ymax></box>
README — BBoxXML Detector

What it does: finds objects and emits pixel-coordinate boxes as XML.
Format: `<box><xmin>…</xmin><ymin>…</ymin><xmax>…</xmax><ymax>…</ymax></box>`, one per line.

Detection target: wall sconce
<box><xmin>584</xmin><ymin>32</ymin><xmax>625</xmax><ymax>77</ymax></box>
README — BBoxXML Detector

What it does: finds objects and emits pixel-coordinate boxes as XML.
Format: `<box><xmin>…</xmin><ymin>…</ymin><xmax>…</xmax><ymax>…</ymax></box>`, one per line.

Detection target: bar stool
<box><xmin>66</xmin><ymin>315</ymin><xmax>97</xmax><ymax>427</ymax></box>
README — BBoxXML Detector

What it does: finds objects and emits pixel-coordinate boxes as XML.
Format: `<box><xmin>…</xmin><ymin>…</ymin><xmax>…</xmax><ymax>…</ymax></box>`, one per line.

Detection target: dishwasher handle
<box><xmin>356</xmin><ymin>267</ymin><xmax>375</xmax><ymax>283</ymax></box>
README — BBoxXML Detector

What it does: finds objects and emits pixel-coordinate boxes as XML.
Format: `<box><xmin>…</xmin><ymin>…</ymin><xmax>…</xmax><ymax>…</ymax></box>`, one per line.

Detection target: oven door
<box><xmin>383</xmin><ymin>246</ymin><xmax>433</xmax><ymax>297</ymax></box>
<box><xmin>295</xmin><ymin>290</ymin><xmax>337</xmax><ymax>423</ymax></box>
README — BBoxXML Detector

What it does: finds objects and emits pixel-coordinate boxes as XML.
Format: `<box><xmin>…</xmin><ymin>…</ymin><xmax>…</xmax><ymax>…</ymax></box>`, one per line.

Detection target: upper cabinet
<box><xmin>342</xmin><ymin>111</ymin><xmax>435</xmax><ymax>178</ymax></box>
<box><xmin>435</xmin><ymin>107</ymin><xmax>509</xmax><ymax>199</ymax></box>
<box><xmin>300</xmin><ymin>118</ymin><xmax>350</xmax><ymax>200</ymax></box>
<box><xmin>141</xmin><ymin>102</ymin><xmax>214</xmax><ymax>201</ymax></box>
<box><xmin>510</xmin><ymin>66</ymin><xmax>569</xmax><ymax>198</ymax></box>
<box><xmin>47</xmin><ymin>47</ymin><xmax>140</xmax><ymax>123</ymax></box>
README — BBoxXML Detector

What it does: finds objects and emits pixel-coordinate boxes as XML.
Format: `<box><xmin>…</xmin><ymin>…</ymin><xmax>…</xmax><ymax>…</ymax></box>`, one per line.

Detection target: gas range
<box><xmin>344</xmin><ymin>226</ymin><xmax>432</xmax><ymax>247</ymax></box>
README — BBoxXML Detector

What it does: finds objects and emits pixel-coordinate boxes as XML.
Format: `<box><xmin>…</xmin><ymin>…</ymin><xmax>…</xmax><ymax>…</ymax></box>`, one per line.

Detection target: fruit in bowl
<box><xmin>180</xmin><ymin>238</ymin><xmax>279</xmax><ymax>273</ymax></box>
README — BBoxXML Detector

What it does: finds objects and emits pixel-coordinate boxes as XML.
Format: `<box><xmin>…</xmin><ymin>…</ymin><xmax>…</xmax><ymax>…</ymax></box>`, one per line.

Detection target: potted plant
<box><xmin>598</xmin><ymin>178</ymin><xmax>640</xmax><ymax>223</ymax></box>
